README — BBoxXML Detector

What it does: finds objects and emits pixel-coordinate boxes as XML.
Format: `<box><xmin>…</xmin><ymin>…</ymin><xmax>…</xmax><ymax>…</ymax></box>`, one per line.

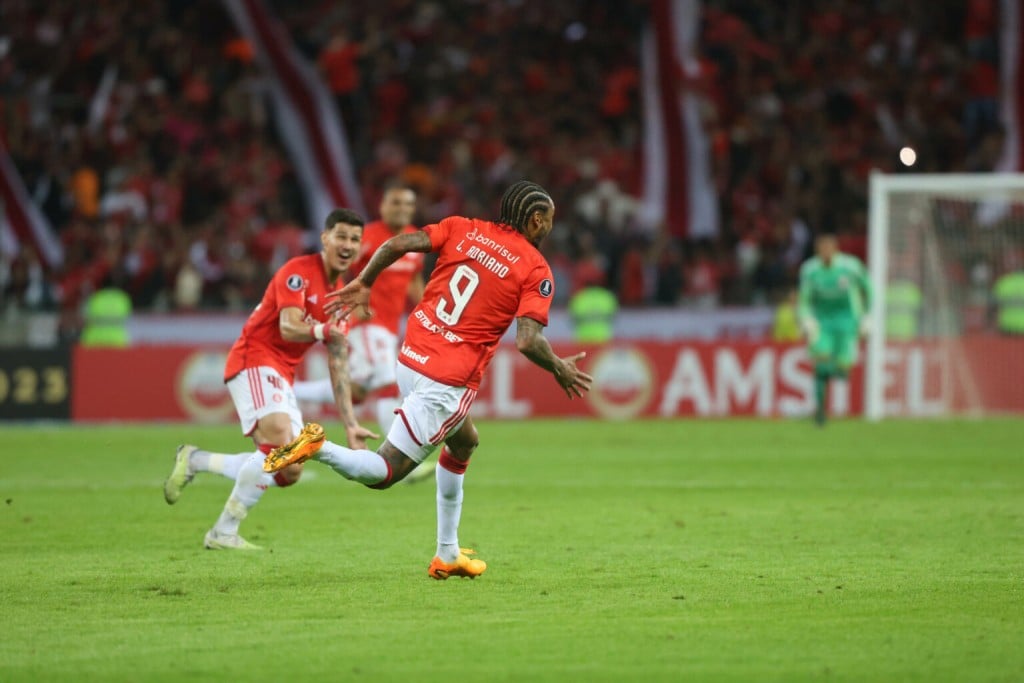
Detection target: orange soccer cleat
<box><xmin>263</xmin><ymin>423</ymin><xmax>326</xmax><ymax>473</ymax></box>
<box><xmin>428</xmin><ymin>548</ymin><xmax>487</xmax><ymax>580</ymax></box>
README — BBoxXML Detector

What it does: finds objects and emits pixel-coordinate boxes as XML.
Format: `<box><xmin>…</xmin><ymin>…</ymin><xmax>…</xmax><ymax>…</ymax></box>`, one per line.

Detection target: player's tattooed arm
<box><xmin>515</xmin><ymin>316</ymin><xmax>559</xmax><ymax>372</ymax></box>
<box><xmin>326</xmin><ymin>335</ymin><xmax>379</xmax><ymax>448</ymax></box>
<box><xmin>515</xmin><ymin>316</ymin><xmax>594</xmax><ymax>399</ymax></box>
<box><xmin>358</xmin><ymin>231</ymin><xmax>432</xmax><ymax>287</ymax></box>
<box><xmin>326</xmin><ymin>336</ymin><xmax>358</xmax><ymax>429</ymax></box>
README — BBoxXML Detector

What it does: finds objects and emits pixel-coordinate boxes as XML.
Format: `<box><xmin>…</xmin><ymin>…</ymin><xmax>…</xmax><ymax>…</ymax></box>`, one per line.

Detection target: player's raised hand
<box><xmin>554</xmin><ymin>351</ymin><xmax>594</xmax><ymax>400</ymax></box>
<box><xmin>345</xmin><ymin>423</ymin><xmax>380</xmax><ymax>451</ymax></box>
<box><xmin>325</xmin><ymin>279</ymin><xmax>371</xmax><ymax>319</ymax></box>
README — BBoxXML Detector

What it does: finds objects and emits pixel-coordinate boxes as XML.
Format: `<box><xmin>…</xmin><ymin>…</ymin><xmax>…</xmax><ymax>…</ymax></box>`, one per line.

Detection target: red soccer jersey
<box><xmin>224</xmin><ymin>253</ymin><xmax>347</xmax><ymax>384</ymax></box>
<box><xmin>349</xmin><ymin>221</ymin><xmax>424</xmax><ymax>334</ymax></box>
<box><xmin>399</xmin><ymin>216</ymin><xmax>554</xmax><ymax>389</ymax></box>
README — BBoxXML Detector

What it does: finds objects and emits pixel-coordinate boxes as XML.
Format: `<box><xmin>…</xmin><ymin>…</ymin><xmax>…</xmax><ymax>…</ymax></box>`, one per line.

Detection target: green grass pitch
<box><xmin>2</xmin><ymin>418</ymin><xmax>1022</xmax><ymax>682</ymax></box>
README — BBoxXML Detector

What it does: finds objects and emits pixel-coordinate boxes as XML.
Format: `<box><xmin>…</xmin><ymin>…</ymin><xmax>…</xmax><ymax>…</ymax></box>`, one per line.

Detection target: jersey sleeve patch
<box><xmin>539</xmin><ymin>279</ymin><xmax>553</xmax><ymax>297</ymax></box>
<box><xmin>286</xmin><ymin>274</ymin><xmax>305</xmax><ymax>291</ymax></box>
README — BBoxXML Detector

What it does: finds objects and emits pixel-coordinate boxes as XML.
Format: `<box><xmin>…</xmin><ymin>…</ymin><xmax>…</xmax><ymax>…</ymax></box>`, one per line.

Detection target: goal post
<box><xmin>866</xmin><ymin>172</ymin><xmax>1024</xmax><ymax>420</ymax></box>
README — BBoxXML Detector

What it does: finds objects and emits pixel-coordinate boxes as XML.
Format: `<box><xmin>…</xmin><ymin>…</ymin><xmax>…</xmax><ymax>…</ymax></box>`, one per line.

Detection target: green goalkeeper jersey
<box><xmin>799</xmin><ymin>253</ymin><xmax>872</xmax><ymax>322</ymax></box>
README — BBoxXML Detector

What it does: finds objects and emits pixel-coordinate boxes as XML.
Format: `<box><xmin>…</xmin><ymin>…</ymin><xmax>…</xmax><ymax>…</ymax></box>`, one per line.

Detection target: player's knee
<box><xmin>448</xmin><ymin>442</ymin><xmax>477</xmax><ymax>462</ymax></box>
<box><xmin>365</xmin><ymin>446</ymin><xmax>411</xmax><ymax>490</ymax></box>
<box><xmin>440</xmin><ymin>426</ymin><xmax>478</xmax><ymax>475</ymax></box>
<box><xmin>257</xmin><ymin>422</ymin><xmax>294</xmax><ymax>450</ymax></box>
<box><xmin>447</xmin><ymin>425</ymin><xmax>479</xmax><ymax>461</ymax></box>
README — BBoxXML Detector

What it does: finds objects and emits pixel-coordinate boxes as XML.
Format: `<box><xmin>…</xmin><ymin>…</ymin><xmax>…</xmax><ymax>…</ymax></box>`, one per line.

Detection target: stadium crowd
<box><xmin>0</xmin><ymin>0</ymin><xmax>1007</xmax><ymax>330</ymax></box>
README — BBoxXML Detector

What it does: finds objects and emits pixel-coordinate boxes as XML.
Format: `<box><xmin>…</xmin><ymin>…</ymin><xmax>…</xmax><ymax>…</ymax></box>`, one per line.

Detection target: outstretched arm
<box><xmin>358</xmin><ymin>231</ymin><xmax>432</xmax><ymax>287</ymax></box>
<box><xmin>515</xmin><ymin>316</ymin><xmax>593</xmax><ymax>399</ymax></box>
<box><xmin>325</xmin><ymin>335</ymin><xmax>378</xmax><ymax>449</ymax></box>
<box><xmin>326</xmin><ymin>231</ymin><xmax>432</xmax><ymax>317</ymax></box>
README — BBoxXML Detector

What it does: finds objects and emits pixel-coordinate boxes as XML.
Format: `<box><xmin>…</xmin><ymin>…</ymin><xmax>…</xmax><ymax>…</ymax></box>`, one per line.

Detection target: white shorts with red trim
<box><xmin>388</xmin><ymin>363</ymin><xmax>476</xmax><ymax>463</ymax></box>
<box><xmin>347</xmin><ymin>324</ymin><xmax>398</xmax><ymax>391</ymax></box>
<box><xmin>226</xmin><ymin>366</ymin><xmax>303</xmax><ymax>438</ymax></box>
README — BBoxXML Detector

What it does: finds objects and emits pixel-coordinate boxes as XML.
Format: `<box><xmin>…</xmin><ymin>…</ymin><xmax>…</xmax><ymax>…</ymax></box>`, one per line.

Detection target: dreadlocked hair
<box><xmin>498</xmin><ymin>181</ymin><xmax>552</xmax><ymax>233</ymax></box>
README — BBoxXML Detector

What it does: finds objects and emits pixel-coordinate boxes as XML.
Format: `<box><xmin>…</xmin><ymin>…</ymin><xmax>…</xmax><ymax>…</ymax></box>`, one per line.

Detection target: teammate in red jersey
<box><xmin>293</xmin><ymin>186</ymin><xmax>433</xmax><ymax>483</ymax></box>
<box><xmin>163</xmin><ymin>209</ymin><xmax>377</xmax><ymax>550</ymax></box>
<box><xmin>264</xmin><ymin>181</ymin><xmax>593</xmax><ymax>578</ymax></box>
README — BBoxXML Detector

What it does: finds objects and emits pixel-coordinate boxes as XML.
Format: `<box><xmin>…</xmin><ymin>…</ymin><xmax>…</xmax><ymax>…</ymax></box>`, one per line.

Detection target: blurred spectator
<box><xmin>686</xmin><ymin>241</ymin><xmax>721</xmax><ymax>309</ymax></box>
<box><xmin>2</xmin><ymin>247</ymin><xmax>53</xmax><ymax>311</ymax></box>
<box><xmin>616</xmin><ymin>238</ymin><xmax>648</xmax><ymax>306</ymax></box>
<box><xmin>318</xmin><ymin>27</ymin><xmax>369</xmax><ymax>162</ymax></box>
<box><xmin>70</xmin><ymin>164</ymin><xmax>100</xmax><ymax>219</ymax></box>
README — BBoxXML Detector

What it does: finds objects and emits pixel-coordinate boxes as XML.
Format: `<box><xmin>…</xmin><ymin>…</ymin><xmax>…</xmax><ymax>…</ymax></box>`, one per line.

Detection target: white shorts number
<box><xmin>436</xmin><ymin>264</ymin><xmax>479</xmax><ymax>325</ymax></box>
<box><xmin>226</xmin><ymin>366</ymin><xmax>303</xmax><ymax>439</ymax></box>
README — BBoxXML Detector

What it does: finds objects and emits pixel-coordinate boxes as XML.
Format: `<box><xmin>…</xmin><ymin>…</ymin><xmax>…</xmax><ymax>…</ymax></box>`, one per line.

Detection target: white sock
<box><xmin>374</xmin><ymin>396</ymin><xmax>400</xmax><ymax>434</ymax></box>
<box><xmin>293</xmin><ymin>378</ymin><xmax>333</xmax><ymax>403</ymax></box>
<box><xmin>190</xmin><ymin>449</ymin><xmax>246</xmax><ymax>480</ymax></box>
<box><xmin>436</xmin><ymin>464</ymin><xmax>464</xmax><ymax>563</ymax></box>
<box><xmin>315</xmin><ymin>441</ymin><xmax>389</xmax><ymax>485</ymax></box>
<box><xmin>212</xmin><ymin>451</ymin><xmax>276</xmax><ymax>535</ymax></box>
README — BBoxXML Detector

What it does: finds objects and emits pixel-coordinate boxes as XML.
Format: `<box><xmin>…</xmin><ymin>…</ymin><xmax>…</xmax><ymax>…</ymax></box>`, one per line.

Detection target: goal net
<box><xmin>866</xmin><ymin>173</ymin><xmax>1024</xmax><ymax>419</ymax></box>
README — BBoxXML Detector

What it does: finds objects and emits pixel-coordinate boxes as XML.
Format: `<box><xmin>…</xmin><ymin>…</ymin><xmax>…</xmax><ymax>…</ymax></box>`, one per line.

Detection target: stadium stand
<box><xmin>0</xmin><ymin>0</ymin><xmax>1004</xmax><ymax>336</ymax></box>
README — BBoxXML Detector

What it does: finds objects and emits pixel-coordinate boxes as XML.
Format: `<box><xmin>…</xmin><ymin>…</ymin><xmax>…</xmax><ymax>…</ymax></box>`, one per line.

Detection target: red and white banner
<box><xmin>70</xmin><ymin>339</ymin><xmax>1024</xmax><ymax>422</ymax></box>
<box><xmin>0</xmin><ymin>141</ymin><xmax>63</xmax><ymax>267</ymax></box>
<box><xmin>223</xmin><ymin>0</ymin><xmax>364</xmax><ymax>226</ymax></box>
<box><xmin>640</xmin><ymin>0</ymin><xmax>718</xmax><ymax>238</ymax></box>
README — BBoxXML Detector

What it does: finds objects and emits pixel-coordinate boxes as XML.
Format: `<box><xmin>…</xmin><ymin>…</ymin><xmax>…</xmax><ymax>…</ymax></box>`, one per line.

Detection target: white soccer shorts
<box><xmin>388</xmin><ymin>363</ymin><xmax>477</xmax><ymax>463</ymax></box>
<box><xmin>347</xmin><ymin>324</ymin><xmax>400</xmax><ymax>391</ymax></box>
<box><xmin>226</xmin><ymin>366</ymin><xmax>303</xmax><ymax>438</ymax></box>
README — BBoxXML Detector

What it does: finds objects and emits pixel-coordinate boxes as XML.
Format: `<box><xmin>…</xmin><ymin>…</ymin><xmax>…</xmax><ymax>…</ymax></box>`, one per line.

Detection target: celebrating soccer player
<box><xmin>799</xmin><ymin>232</ymin><xmax>873</xmax><ymax>426</ymax></box>
<box><xmin>293</xmin><ymin>184</ymin><xmax>435</xmax><ymax>483</ymax></box>
<box><xmin>163</xmin><ymin>209</ymin><xmax>378</xmax><ymax>550</ymax></box>
<box><xmin>263</xmin><ymin>181</ymin><xmax>593</xmax><ymax>579</ymax></box>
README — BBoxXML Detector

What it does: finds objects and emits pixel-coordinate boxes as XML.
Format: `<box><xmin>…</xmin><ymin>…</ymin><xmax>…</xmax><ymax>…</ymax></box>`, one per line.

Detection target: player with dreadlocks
<box><xmin>262</xmin><ymin>180</ymin><xmax>593</xmax><ymax>579</ymax></box>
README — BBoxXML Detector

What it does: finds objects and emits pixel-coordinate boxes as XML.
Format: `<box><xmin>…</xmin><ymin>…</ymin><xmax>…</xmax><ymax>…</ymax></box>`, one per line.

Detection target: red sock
<box><xmin>438</xmin><ymin>447</ymin><xmax>469</xmax><ymax>475</ymax></box>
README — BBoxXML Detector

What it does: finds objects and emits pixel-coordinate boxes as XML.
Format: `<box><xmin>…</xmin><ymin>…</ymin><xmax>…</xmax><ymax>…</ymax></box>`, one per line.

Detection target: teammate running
<box><xmin>163</xmin><ymin>209</ymin><xmax>377</xmax><ymax>549</ymax></box>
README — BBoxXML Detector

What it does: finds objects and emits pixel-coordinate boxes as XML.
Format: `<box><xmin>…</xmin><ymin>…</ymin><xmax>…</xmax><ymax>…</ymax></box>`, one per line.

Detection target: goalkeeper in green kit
<box><xmin>798</xmin><ymin>232</ymin><xmax>872</xmax><ymax>426</ymax></box>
